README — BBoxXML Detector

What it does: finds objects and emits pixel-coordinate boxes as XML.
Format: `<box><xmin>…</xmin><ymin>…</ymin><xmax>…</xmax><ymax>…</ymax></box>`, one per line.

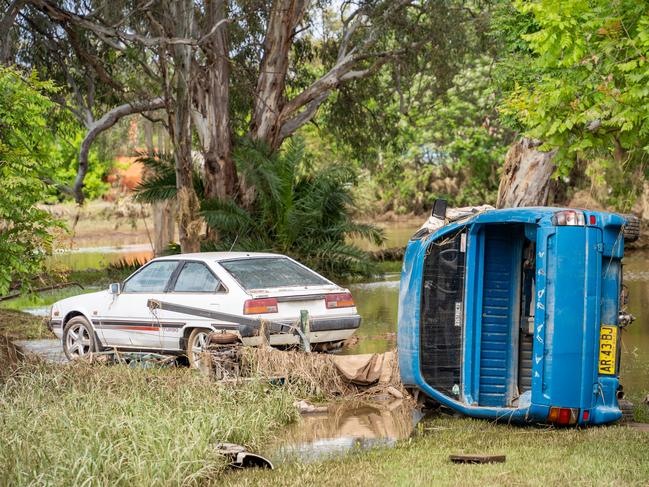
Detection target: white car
<box><xmin>49</xmin><ymin>252</ymin><xmax>361</xmax><ymax>363</ymax></box>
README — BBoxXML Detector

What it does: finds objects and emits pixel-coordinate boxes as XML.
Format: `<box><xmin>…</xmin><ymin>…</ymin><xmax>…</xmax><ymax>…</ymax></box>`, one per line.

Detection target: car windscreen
<box><xmin>219</xmin><ymin>258</ymin><xmax>330</xmax><ymax>290</ymax></box>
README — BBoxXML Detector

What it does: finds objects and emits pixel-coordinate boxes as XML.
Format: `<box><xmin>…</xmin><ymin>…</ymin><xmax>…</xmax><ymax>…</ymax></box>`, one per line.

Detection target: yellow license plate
<box><xmin>598</xmin><ymin>325</ymin><xmax>618</xmax><ymax>375</ymax></box>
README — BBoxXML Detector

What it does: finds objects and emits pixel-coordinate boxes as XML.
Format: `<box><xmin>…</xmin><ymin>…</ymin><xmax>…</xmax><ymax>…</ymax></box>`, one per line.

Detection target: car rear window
<box><xmin>219</xmin><ymin>258</ymin><xmax>329</xmax><ymax>290</ymax></box>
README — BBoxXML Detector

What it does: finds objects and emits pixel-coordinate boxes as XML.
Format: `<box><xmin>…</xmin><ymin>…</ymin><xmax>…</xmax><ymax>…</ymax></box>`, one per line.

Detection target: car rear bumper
<box><xmin>307</xmin><ymin>315</ymin><xmax>361</xmax><ymax>332</ymax></box>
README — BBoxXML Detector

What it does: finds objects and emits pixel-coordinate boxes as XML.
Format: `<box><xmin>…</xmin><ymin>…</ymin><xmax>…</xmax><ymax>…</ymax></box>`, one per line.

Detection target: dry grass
<box><xmin>241</xmin><ymin>346</ymin><xmax>408</xmax><ymax>402</ymax></box>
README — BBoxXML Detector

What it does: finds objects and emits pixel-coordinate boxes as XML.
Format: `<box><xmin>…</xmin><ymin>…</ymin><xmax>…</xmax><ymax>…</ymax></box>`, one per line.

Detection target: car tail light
<box><xmin>589</xmin><ymin>215</ymin><xmax>596</xmax><ymax>225</ymax></box>
<box><xmin>325</xmin><ymin>292</ymin><xmax>355</xmax><ymax>309</ymax></box>
<box><xmin>552</xmin><ymin>210</ymin><xmax>585</xmax><ymax>226</ymax></box>
<box><xmin>548</xmin><ymin>406</ymin><xmax>579</xmax><ymax>426</ymax></box>
<box><xmin>243</xmin><ymin>298</ymin><xmax>278</xmax><ymax>315</ymax></box>
<box><xmin>582</xmin><ymin>410</ymin><xmax>590</xmax><ymax>422</ymax></box>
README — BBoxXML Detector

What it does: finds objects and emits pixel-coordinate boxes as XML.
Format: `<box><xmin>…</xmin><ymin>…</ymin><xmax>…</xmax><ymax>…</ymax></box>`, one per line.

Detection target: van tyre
<box><xmin>62</xmin><ymin>316</ymin><xmax>98</xmax><ymax>360</ymax></box>
<box><xmin>622</xmin><ymin>214</ymin><xmax>641</xmax><ymax>243</ymax></box>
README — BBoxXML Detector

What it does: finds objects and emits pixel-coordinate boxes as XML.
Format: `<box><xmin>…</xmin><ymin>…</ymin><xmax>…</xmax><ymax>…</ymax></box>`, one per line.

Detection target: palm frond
<box><xmin>133</xmin><ymin>171</ymin><xmax>178</xmax><ymax>203</ymax></box>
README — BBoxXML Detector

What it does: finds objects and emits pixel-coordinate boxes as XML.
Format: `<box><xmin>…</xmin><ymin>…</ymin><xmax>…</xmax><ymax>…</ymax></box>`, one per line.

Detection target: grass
<box><xmin>226</xmin><ymin>416</ymin><xmax>649</xmax><ymax>486</ymax></box>
<box><xmin>0</xmin><ymin>309</ymin><xmax>52</xmax><ymax>340</ymax></box>
<box><xmin>0</xmin><ymin>359</ymin><xmax>298</xmax><ymax>486</ymax></box>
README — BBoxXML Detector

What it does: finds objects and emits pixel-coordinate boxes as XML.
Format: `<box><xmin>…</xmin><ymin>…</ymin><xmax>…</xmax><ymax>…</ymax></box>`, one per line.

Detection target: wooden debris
<box><xmin>294</xmin><ymin>399</ymin><xmax>328</xmax><ymax>414</ymax></box>
<box><xmin>387</xmin><ymin>386</ymin><xmax>404</xmax><ymax>399</ymax></box>
<box><xmin>449</xmin><ymin>454</ymin><xmax>506</xmax><ymax>464</ymax></box>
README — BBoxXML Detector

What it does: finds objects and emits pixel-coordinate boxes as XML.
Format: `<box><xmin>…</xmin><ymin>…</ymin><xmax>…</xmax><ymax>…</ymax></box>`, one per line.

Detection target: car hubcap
<box><xmin>66</xmin><ymin>323</ymin><xmax>91</xmax><ymax>358</ymax></box>
<box><xmin>191</xmin><ymin>331</ymin><xmax>209</xmax><ymax>362</ymax></box>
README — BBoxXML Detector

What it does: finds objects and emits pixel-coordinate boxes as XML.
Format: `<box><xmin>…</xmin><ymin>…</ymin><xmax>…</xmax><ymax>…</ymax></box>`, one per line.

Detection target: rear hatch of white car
<box><xmin>218</xmin><ymin>257</ymin><xmax>359</xmax><ymax>325</ymax></box>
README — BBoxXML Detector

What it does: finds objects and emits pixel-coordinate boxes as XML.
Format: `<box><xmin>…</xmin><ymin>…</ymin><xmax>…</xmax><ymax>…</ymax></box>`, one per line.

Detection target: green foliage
<box><xmin>354</xmin><ymin>58</ymin><xmax>513</xmax><ymax>214</ymax></box>
<box><xmin>49</xmin><ymin>129</ymin><xmax>111</xmax><ymax>201</ymax></box>
<box><xmin>134</xmin><ymin>138</ymin><xmax>384</xmax><ymax>279</ymax></box>
<box><xmin>499</xmin><ymin>0</ymin><xmax>649</xmax><ymax>210</ymax></box>
<box><xmin>203</xmin><ymin>139</ymin><xmax>385</xmax><ymax>279</ymax></box>
<box><xmin>0</xmin><ymin>67</ymin><xmax>63</xmax><ymax>295</ymax></box>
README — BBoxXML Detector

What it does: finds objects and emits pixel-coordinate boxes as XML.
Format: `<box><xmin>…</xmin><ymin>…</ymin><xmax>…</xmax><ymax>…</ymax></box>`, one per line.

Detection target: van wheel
<box><xmin>622</xmin><ymin>215</ymin><xmax>641</xmax><ymax>243</ymax></box>
<box><xmin>186</xmin><ymin>328</ymin><xmax>210</xmax><ymax>368</ymax></box>
<box><xmin>63</xmin><ymin>317</ymin><xmax>97</xmax><ymax>360</ymax></box>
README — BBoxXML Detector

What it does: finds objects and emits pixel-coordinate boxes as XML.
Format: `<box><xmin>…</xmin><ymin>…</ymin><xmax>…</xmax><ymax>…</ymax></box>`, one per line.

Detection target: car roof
<box><xmin>153</xmin><ymin>251</ymin><xmax>284</xmax><ymax>263</ymax></box>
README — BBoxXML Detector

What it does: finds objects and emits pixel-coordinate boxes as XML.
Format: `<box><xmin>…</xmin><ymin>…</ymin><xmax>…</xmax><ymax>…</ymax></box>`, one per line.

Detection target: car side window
<box><xmin>173</xmin><ymin>262</ymin><xmax>222</xmax><ymax>293</ymax></box>
<box><xmin>122</xmin><ymin>261</ymin><xmax>178</xmax><ymax>293</ymax></box>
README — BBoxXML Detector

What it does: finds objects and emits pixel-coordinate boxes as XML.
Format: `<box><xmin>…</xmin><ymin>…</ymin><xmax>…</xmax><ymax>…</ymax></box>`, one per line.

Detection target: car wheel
<box><xmin>63</xmin><ymin>316</ymin><xmax>97</xmax><ymax>360</ymax></box>
<box><xmin>186</xmin><ymin>328</ymin><xmax>211</xmax><ymax>368</ymax></box>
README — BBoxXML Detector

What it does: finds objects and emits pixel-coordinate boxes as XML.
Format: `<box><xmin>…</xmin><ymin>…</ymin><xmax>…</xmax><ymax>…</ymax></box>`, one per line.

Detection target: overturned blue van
<box><xmin>398</xmin><ymin>205</ymin><xmax>635</xmax><ymax>426</ymax></box>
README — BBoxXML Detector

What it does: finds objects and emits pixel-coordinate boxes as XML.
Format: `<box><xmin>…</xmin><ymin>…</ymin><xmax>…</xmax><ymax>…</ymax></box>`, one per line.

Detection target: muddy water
<box><xmin>265</xmin><ymin>401</ymin><xmax>424</xmax><ymax>463</ymax></box>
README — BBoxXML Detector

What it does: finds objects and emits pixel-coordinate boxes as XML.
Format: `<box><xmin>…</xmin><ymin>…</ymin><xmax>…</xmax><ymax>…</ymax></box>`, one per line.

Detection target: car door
<box><xmin>97</xmin><ymin>259</ymin><xmax>180</xmax><ymax>349</ymax></box>
<box><xmin>160</xmin><ymin>261</ymin><xmax>228</xmax><ymax>350</ymax></box>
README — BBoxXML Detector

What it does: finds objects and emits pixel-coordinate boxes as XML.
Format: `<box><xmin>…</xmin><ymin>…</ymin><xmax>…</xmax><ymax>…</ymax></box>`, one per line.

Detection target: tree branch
<box><xmin>74</xmin><ymin>97</ymin><xmax>166</xmax><ymax>203</ymax></box>
<box><xmin>30</xmin><ymin>0</ymin><xmax>211</xmax><ymax>48</ymax></box>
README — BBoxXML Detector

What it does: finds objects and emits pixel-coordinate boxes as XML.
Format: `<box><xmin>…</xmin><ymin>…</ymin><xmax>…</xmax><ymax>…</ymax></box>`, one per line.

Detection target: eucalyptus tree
<box><xmin>20</xmin><ymin>0</ymin><xmax>482</xmax><ymax>252</ymax></box>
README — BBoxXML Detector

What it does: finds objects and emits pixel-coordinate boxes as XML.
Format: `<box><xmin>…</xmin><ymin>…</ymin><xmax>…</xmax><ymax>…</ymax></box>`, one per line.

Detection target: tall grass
<box><xmin>0</xmin><ymin>360</ymin><xmax>297</xmax><ymax>486</ymax></box>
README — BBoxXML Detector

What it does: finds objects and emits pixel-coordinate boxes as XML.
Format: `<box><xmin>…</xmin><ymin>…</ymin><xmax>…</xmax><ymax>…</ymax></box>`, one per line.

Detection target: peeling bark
<box><xmin>198</xmin><ymin>0</ymin><xmax>237</xmax><ymax>201</ymax></box>
<box><xmin>497</xmin><ymin>138</ymin><xmax>556</xmax><ymax>208</ymax></box>
<box><xmin>249</xmin><ymin>0</ymin><xmax>308</xmax><ymax>150</ymax></box>
<box><xmin>170</xmin><ymin>0</ymin><xmax>201</xmax><ymax>253</ymax></box>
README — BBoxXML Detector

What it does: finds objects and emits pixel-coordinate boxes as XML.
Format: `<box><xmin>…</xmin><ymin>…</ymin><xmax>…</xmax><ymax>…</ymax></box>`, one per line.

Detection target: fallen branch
<box><xmin>0</xmin><ymin>282</ymin><xmax>84</xmax><ymax>302</ymax></box>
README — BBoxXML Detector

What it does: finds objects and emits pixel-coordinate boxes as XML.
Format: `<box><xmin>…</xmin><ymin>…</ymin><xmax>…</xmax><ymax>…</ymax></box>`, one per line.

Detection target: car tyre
<box><xmin>186</xmin><ymin>328</ymin><xmax>211</xmax><ymax>368</ymax></box>
<box><xmin>63</xmin><ymin>316</ymin><xmax>98</xmax><ymax>360</ymax></box>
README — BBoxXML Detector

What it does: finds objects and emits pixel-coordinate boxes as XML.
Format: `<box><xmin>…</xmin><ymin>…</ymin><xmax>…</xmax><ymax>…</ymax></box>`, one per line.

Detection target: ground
<box><xmin>226</xmin><ymin>418</ymin><xmax>649</xmax><ymax>486</ymax></box>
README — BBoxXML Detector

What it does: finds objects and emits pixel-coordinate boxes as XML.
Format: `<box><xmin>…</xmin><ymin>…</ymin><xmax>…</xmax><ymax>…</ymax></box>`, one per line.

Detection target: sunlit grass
<box><xmin>0</xmin><ymin>360</ymin><xmax>298</xmax><ymax>486</ymax></box>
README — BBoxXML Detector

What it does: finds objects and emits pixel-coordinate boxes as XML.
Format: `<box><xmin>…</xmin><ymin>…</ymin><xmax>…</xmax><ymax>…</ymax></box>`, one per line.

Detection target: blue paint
<box><xmin>398</xmin><ymin>207</ymin><xmax>628</xmax><ymax>426</ymax></box>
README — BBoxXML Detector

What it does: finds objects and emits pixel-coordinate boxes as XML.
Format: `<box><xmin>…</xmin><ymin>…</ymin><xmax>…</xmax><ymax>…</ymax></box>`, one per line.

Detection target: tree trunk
<box><xmin>201</xmin><ymin>0</ymin><xmax>237</xmax><ymax>201</ymax></box>
<box><xmin>497</xmin><ymin>138</ymin><xmax>556</xmax><ymax>208</ymax></box>
<box><xmin>144</xmin><ymin>120</ymin><xmax>175</xmax><ymax>255</ymax></box>
<box><xmin>0</xmin><ymin>0</ymin><xmax>25</xmax><ymax>65</ymax></box>
<box><xmin>249</xmin><ymin>0</ymin><xmax>308</xmax><ymax>151</ymax></box>
<box><xmin>170</xmin><ymin>0</ymin><xmax>201</xmax><ymax>253</ymax></box>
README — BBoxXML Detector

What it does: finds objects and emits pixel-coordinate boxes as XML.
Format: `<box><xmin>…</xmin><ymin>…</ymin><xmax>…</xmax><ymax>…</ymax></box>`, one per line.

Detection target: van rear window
<box><xmin>219</xmin><ymin>258</ymin><xmax>329</xmax><ymax>290</ymax></box>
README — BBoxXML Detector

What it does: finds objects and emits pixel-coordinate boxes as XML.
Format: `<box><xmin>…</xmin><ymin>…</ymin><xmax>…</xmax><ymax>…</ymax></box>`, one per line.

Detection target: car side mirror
<box><xmin>109</xmin><ymin>283</ymin><xmax>121</xmax><ymax>295</ymax></box>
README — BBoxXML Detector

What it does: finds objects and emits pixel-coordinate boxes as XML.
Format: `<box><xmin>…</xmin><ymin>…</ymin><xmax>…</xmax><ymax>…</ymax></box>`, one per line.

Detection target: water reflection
<box><xmin>266</xmin><ymin>401</ymin><xmax>424</xmax><ymax>463</ymax></box>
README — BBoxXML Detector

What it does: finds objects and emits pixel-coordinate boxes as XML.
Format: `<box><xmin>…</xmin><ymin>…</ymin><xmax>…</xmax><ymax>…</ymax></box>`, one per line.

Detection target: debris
<box><xmin>449</xmin><ymin>454</ymin><xmax>506</xmax><ymax>464</ymax></box>
<box><xmin>215</xmin><ymin>443</ymin><xmax>273</xmax><ymax>469</ymax></box>
<box><xmin>332</xmin><ymin>352</ymin><xmax>396</xmax><ymax>386</ymax></box>
<box><xmin>386</xmin><ymin>386</ymin><xmax>404</xmax><ymax>399</ymax></box>
<box><xmin>294</xmin><ymin>399</ymin><xmax>328</xmax><ymax>414</ymax></box>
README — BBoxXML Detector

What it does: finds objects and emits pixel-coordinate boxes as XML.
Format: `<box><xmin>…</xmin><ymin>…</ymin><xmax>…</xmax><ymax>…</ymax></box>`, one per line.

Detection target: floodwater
<box><xmin>265</xmin><ymin>401</ymin><xmax>424</xmax><ymax>463</ymax></box>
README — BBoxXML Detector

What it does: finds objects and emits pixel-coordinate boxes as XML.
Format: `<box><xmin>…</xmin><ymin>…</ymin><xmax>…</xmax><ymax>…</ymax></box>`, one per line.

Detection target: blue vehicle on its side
<box><xmin>398</xmin><ymin>203</ymin><xmax>637</xmax><ymax>426</ymax></box>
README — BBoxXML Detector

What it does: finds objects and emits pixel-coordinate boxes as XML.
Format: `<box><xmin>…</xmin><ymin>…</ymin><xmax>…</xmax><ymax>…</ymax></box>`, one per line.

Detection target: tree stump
<box><xmin>497</xmin><ymin>138</ymin><xmax>556</xmax><ymax>208</ymax></box>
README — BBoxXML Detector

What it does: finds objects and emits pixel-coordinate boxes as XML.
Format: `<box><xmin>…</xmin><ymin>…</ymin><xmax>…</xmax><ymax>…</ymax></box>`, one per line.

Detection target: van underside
<box><xmin>420</xmin><ymin>223</ymin><xmax>536</xmax><ymax>408</ymax></box>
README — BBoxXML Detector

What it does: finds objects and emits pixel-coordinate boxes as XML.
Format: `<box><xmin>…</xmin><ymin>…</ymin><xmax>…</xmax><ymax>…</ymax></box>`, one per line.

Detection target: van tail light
<box><xmin>243</xmin><ymin>298</ymin><xmax>278</xmax><ymax>315</ymax></box>
<box><xmin>548</xmin><ymin>407</ymin><xmax>580</xmax><ymax>426</ymax></box>
<box><xmin>325</xmin><ymin>292</ymin><xmax>355</xmax><ymax>309</ymax></box>
<box><xmin>552</xmin><ymin>210</ymin><xmax>585</xmax><ymax>226</ymax></box>
<box><xmin>582</xmin><ymin>410</ymin><xmax>590</xmax><ymax>422</ymax></box>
